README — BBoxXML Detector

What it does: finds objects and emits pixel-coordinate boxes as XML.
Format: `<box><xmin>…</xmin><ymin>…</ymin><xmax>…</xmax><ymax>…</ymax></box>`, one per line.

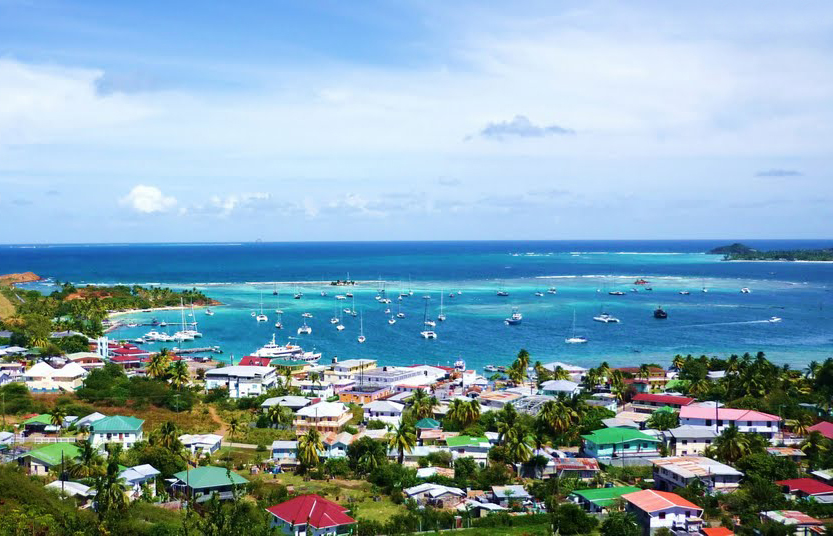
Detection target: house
<box><xmin>90</xmin><ymin>415</ymin><xmax>144</xmax><ymax>449</ymax></box>
<box><xmin>767</xmin><ymin>447</ymin><xmax>806</xmax><ymax>463</ymax></box>
<box><xmin>293</xmin><ymin>402</ymin><xmax>352</xmax><ymax>436</ymax></box>
<box><xmin>74</xmin><ymin>412</ymin><xmax>106</xmax><ymax>430</ymax></box>
<box><xmin>417</xmin><ymin>466</ymin><xmax>456</xmax><ymax>479</ymax></box>
<box><xmin>24</xmin><ymin>361</ymin><xmax>88</xmax><ymax>392</ymax></box>
<box><xmin>542</xmin><ymin>361</ymin><xmax>587</xmax><ymax>382</ymax></box>
<box><xmin>416</xmin><ymin>418</ymin><xmax>441</xmax><ymax>431</ymax></box>
<box><xmin>491</xmin><ymin>485</ymin><xmax>531</xmax><ymax>507</ymax></box>
<box><xmin>539</xmin><ymin>380</ymin><xmax>581</xmax><ymax>397</ymax></box>
<box><xmin>664</xmin><ymin>425</ymin><xmax>717</xmax><ymax>456</ymax></box>
<box><xmin>204</xmin><ymin>366</ymin><xmax>277</xmax><ymax>398</ymax></box>
<box><xmin>171</xmin><ymin>466</ymin><xmax>249</xmax><ymax>501</ymax></box>
<box><xmin>266</xmin><ymin>494</ymin><xmax>356</xmax><ymax>536</ymax></box>
<box><xmin>808</xmin><ymin>421</ymin><xmax>833</xmax><ymax>440</ymax></box>
<box><xmin>18</xmin><ymin>443</ymin><xmax>81</xmax><ymax>476</ymax></box>
<box><xmin>456</xmin><ymin>500</ymin><xmax>508</xmax><ymax>518</ymax></box>
<box><xmin>0</xmin><ymin>362</ymin><xmax>24</xmax><ymax>382</ymax></box>
<box><xmin>65</xmin><ymin>352</ymin><xmax>105</xmax><ymax>371</ymax></box>
<box><xmin>119</xmin><ymin>464</ymin><xmax>161</xmax><ymax>500</ymax></box>
<box><xmin>623</xmin><ymin>489</ymin><xmax>704</xmax><ymax>535</ymax></box>
<box><xmin>404</xmin><ymin>483</ymin><xmax>466</xmax><ymax>508</ymax></box>
<box><xmin>291</xmin><ymin>378</ymin><xmax>335</xmax><ymax>399</ymax></box>
<box><xmin>446</xmin><ymin>435</ymin><xmax>491</xmax><ymax>465</ymax></box>
<box><xmin>359</xmin><ymin>366</ymin><xmax>429</xmax><ymax>388</ymax></box>
<box><xmin>569</xmin><ymin>486</ymin><xmax>642</xmax><ymax>513</ymax></box>
<box><xmin>586</xmin><ymin>393</ymin><xmax>619</xmax><ymax>413</ymax></box>
<box><xmin>322</xmin><ymin>432</ymin><xmax>354</xmax><ymax>459</ymax></box>
<box><xmin>179</xmin><ymin>434</ymin><xmax>223</xmax><ymax>456</ymax></box>
<box><xmin>603</xmin><ymin>417</ymin><xmax>640</xmax><ymax>429</ymax></box>
<box><xmin>45</xmin><ymin>480</ymin><xmax>96</xmax><ymax>502</ymax></box>
<box><xmin>679</xmin><ymin>406</ymin><xmax>781</xmax><ymax>440</ymax></box>
<box><xmin>331</xmin><ymin>358</ymin><xmax>377</xmax><ymax>377</ymax></box>
<box><xmin>337</xmin><ymin>385</ymin><xmax>392</xmax><ymax>404</ymax></box>
<box><xmin>22</xmin><ymin>413</ymin><xmax>59</xmax><ymax>435</ymax></box>
<box><xmin>701</xmin><ymin>528</ymin><xmax>734</xmax><ymax>536</ymax></box>
<box><xmin>776</xmin><ymin>478</ymin><xmax>833</xmax><ymax>499</ymax></box>
<box><xmin>581</xmin><ymin>427</ymin><xmax>661</xmax><ymax>459</ymax></box>
<box><xmin>615</xmin><ymin>411</ymin><xmax>653</xmax><ymax>430</ymax></box>
<box><xmin>478</xmin><ymin>391</ymin><xmax>524</xmax><ymax>409</ymax></box>
<box><xmin>631</xmin><ymin>393</ymin><xmax>695</xmax><ymax>413</ymax></box>
<box><xmin>760</xmin><ymin>511</ymin><xmax>826</xmax><ymax>535</ymax></box>
<box><xmin>551</xmin><ymin>458</ymin><xmax>601</xmax><ymax>480</ymax></box>
<box><xmin>261</xmin><ymin>395</ymin><xmax>313</xmax><ymax>412</ymax></box>
<box><xmin>271</xmin><ymin>440</ymin><xmax>298</xmax><ymax>464</ymax></box>
<box><xmin>0</xmin><ymin>431</ymin><xmax>13</xmax><ymax>445</ymax></box>
<box><xmin>237</xmin><ymin>356</ymin><xmax>273</xmax><ymax>367</ymax></box>
<box><xmin>363</xmin><ymin>400</ymin><xmax>404</xmax><ymax>426</ymax></box>
<box><xmin>651</xmin><ymin>457</ymin><xmax>743</xmax><ymax>493</ymax></box>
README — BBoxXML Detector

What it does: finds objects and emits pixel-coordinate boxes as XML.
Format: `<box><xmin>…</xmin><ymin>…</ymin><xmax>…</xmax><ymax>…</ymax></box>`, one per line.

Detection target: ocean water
<box><xmin>2</xmin><ymin>240</ymin><xmax>832</xmax><ymax>372</ymax></box>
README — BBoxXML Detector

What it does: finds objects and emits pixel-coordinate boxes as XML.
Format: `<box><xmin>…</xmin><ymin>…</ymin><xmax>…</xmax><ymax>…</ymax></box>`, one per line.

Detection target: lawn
<box><xmin>250</xmin><ymin>473</ymin><xmax>407</xmax><ymax>523</ymax></box>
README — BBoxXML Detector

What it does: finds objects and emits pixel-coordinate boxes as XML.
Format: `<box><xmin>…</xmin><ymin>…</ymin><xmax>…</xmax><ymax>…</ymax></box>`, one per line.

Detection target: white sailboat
<box><xmin>357</xmin><ymin>310</ymin><xmax>366</xmax><ymax>343</ymax></box>
<box><xmin>256</xmin><ymin>293</ymin><xmax>268</xmax><ymax>322</ymax></box>
<box><xmin>396</xmin><ymin>301</ymin><xmax>405</xmax><ymax>319</ymax></box>
<box><xmin>437</xmin><ymin>291</ymin><xmax>446</xmax><ymax>322</ymax></box>
<box><xmin>275</xmin><ymin>291</ymin><xmax>284</xmax><ymax>314</ymax></box>
<box><xmin>420</xmin><ymin>301</ymin><xmax>437</xmax><ymax>338</ymax></box>
<box><xmin>565</xmin><ymin>310</ymin><xmax>588</xmax><ymax>344</ymax></box>
<box><xmin>336</xmin><ymin>307</ymin><xmax>345</xmax><ymax>331</ymax></box>
<box><xmin>350</xmin><ymin>295</ymin><xmax>358</xmax><ymax>317</ymax></box>
<box><xmin>388</xmin><ymin>315</ymin><xmax>396</xmax><ymax>325</ymax></box>
<box><xmin>330</xmin><ymin>302</ymin><xmax>339</xmax><ymax>324</ymax></box>
<box><xmin>275</xmin><ymin>309</ymin><xmax>283</xmax><ymax>329</ymax></box>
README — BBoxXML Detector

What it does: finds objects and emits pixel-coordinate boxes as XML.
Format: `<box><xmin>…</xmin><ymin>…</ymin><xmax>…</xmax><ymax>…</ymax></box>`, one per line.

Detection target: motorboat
<box><xmin>302</xmin><ymin>312</ymin><xmax>313</xmax><ymax>318</ymax></box>
<box><xmin>448</xmin><ymin>293</ymin><xmax>455</xmax><ymax>298</ymax></box>
<box><xmin>330</xmin><ymin>317</ymin><xmax>339</xmax><ymax>324</ymax></box>
<box><xmin>205</xmin><ymin>308</ymin><xmax>214</xmax><ymax>316</ymax></box>
<box><xmin>251</xmin><ymin>311</ymin><xmax>256</xmax><ymax>317</ymax></box>
<box><xmin>275</xmin><ymin>321</ymin><xmax>283</xmax><ymax>329</ymax></box>
<box><xmin>320</xmin><ymin>291</ymin><xmax>327</xmax><ymax>297</ymax></box>
<box><xmin>679</xmin><ymin>291</ymin><xmax>690</xmax><ymax>295</ymax></box>
<box><xmin>384</xmin><ymin>308</ymin><xmax>391</xmax><ymax>314</ymax></box>
<box><xmin>484</xmin><ymin>364</ymin><xmax>498</xmax><ymax>372</ymax></box>
<box><xmin>345</xmin><ymin>292</ymin><xmax>353</xmax><ymax>298</ymax></box>
<box><xmin>294</xmin><ymin>293</ymin><xmax>302</xmax><ymax>300</ymax></box>
<box><xmin>547</xmin><ymin>287</ymin><xmax>557</xmax><ymax>294</ymax></box>
<box><xmin>534</xmin><ymin>291</ymin><xmax>544</xmax><ymax>297</ymax></box>
<box><xmin>505</xmin><ymin>308</ymin><xmax>523</xmax><ymax>325</ymax></box>
<box><xmin>593</xmin><ymin>312</ymin><xmax>620</xmax><ymax>323</ymax></box>
<box><xmin>654</xmin><ymin>307</ymin><xmax>668</xmax><ymax>319</ymax></box>
<box><xmin>424</xmin><ymin>319</ymin><xmax>436</xmax><ymax>327</ymax></box>
<box><xmin>740</xmin><ymin>287</ymin><xmax>751</xmax><ymax>294</ymax></box>
<box><xmin>388</xmin><ymin>316</ymin><xmax>396</xmax><ymax>325</ymax></box>
<box><xmin>343</xmin><ymin>308</ymin><xmax>353</xmax><ymax>315</ymax></box>
<box><xmin>634</xmin><ymin>279</ymin><xmax>649</xmax><ymax>285</ymax></box>
<box><xmin>769</xmin><ymin>316</ymin><xmax>782</xmax><ymax>323</ymax></box>
<box><xmin>336</xmin><ymin>324</ymin><xmax>345</xmax><ymax>331</ymax></box>
<box><xmin>608</xmin><ymin>291</ymin><xmax>625</xmax><ymax>296</ymax></box>
<box><xmin>336</xmin><ymin>295</ymin><xmax>346</xmax><ymax>300</ymax></box>
<box><xmin>421</xmin><ymin>330</ymin><xmax>437</xmax><ymax>339</ymax></box>
<box><xmin>126</xmin><ymin>321</ymin><xmax>139</xmax><ymax>328</ymax></box>
<box><xmin>159</xmin><ymin>321</ymin><xmax>167</xmax><ymax>327</ymax></box>
<box><xmin>496</xmin><ymin>290</ymin><xmax>509</xmax><ymax>297</ymax></box>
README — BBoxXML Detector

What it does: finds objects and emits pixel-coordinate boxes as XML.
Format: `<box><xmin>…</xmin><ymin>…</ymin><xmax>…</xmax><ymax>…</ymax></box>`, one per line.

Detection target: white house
<box><xmin>179</xmin><ymin>434</ymin><xmax>223</xmax><ymax>456</ymax></box>
<box><xmin>542</xmin><ymin>362</ymin><xmax>587</xmax><ymax>382</ymax></box>
<box><xmin>204</xmin><ymin>366</ymin><xmax>277</xmax><ymax>399</ymax></box>
<box><xmin>359</xmin><ymin>367</ymin><xmax>428</xmax><ymax>388</ymax></box>
<box><xmin>89</xmin><ymin>415</ymin><xmax>144</xmax><ymax>449</ymax></box>
<box><xmin>119</xmin><ymin>464</ymin><xmax>161</xmax><ymax>500</ymax></box>
<box><xmin>679</xmin><ymin>406</ymin><xmax>781</xmax><ymax>441</ymax></box>
<box><xmin>293</xmin><ymin>401</ymin><xmax>352</xmax><ymax>435</ymax></box>
<box><xmin>24</xmin><ymin>361</ymin><xmax>88</xmax><ymax>392</ymax></box>
<box><xmin>623</xmin><ymin>489</ymin><xmax>704</xmax><ymax>534</ymax></box>
<box><xmin>261</xmin><ymin>395</ymin><xmax>312</xmax><ymax>412</ymax></box>
<box><xmin>539</xmin><ymin>380</ymin><xmax>581</xmax><ymax>397</ymax></box>
<box><xmin>651</xmin><ymin>456</ymin><xmax>743</xmax><ymax>493</ymax></box>
<box><xmin>363</xmin><ymin>400</ymin><xmax>404</xmax><ymax>426</ymax></box>
<box><xmin>663</xmin><ymin>425</ymin><xmax>717</xmax><ymax>456</ymax></box>
<box><xmin>404</xmin><ymin>483</ymin><xmax>466</xmax><ymax>508</ymax></box>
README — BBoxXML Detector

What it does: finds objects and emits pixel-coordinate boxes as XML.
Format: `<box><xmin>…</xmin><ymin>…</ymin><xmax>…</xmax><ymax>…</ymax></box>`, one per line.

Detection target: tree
<box><xmin>516</xmin><ymin>349</ymin><xmax>530</xmax><ymax>373</ymax></box>
<box><xmin>168</xmin><ymin>360</ymin><xmax>190</xmax><ymax>389</ymax></box>
<box><xmin>68</xmin><ymin>439</ymin><xmax>105</xmax><ymax>478</ymax></box>
<box><xmin>551</xmin><ymin>503</ymin><xmax>598</xmax><ymax>535</ymax></box>
<box><xmin>646</xmin><ymin>411</ymin><xmax>679</xmax><ymax>431</ymax></box>
<box><xmin>50</xmin><ymin>407</ymin><xmax>67</xmax><ymax>432</ymax></box>
<box><xmin>387</xmin><ymin>421</ymin><xmax>416</xmax><ymax>464</ymax></box>
<box><xmin>267</xmin><ymin>405</ymin><xmax>292</xmax><ymax>429</ymax></box>
<box><xmin>228</xmin><ymin>417</ymin><xmax>242</xmax><ymax>441</ymax></box>
<box><xmin>539</xmin><ymin>399</ymin><xmax>577</xmax><ymax>439</ymax></box>
<box><xmin>146</xmin><ymin>349</ymin><xmax>171</xmax><ymax>379</ymax></box>
<box><xmin>706</xmin><ymin>425</ymin><xmax>752</xmax><ymax>464</ymax></box>
<box><xmin>503</xmin><ymin>427</ymin><xmax>532</xmax><ymax>464</ymax></box>
<box><xmin>495</xmin><ymin>403</ymin><xmax>519</xmax><ymax>445</ymax></box>
<box><xmin>551</xmin><ymin>366</ymin><xmax>569</xmax><ymax>381</ymax></box>
<box><xmin>150</xmin><ymin>421</ymin><xmax>183</xmax><ymax>453</ymax></box>
<box><xmin>298</xmin><ymin>428</ymin><xmax>324</xmax><ymax>471</ymax></box>
<box><xmin>600</xmin><ymin>512</ymin><xmax>640</xmax><ymax>536</ymax></box>
<box><xmin>800</xmin><ymin>430</ymin><xmax>830</xmax><ymax>469</ymax></box>
<box><xmin>94</xmin><ymin>460</ymin><xmax>128</xmax><ymax>522</ymax></box>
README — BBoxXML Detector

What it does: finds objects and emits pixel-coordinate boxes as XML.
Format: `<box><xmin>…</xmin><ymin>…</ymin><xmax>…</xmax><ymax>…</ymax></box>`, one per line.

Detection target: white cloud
<box><xmin>120</xmin><ymin>185</ymin><xmax>177</xmax><ymax>214</ymax></box>
<box><xmin>208</xmin><ymin>192</ymin><xmax>272</xmax><ymax>217</ymax></box>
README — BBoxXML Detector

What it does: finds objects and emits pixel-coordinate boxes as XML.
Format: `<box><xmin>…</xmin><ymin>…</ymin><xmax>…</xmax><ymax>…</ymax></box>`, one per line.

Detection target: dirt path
<box><xmin>207</xmin><ymin>405</ymin><xmax>229</xmax><ymax>436</ymax></box>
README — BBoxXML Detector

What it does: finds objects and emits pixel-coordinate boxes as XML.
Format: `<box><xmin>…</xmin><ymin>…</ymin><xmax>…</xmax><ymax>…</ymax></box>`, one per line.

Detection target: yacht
<box><xmin>205</xmin><ymin>308</ymin><xmax>214</xmax><ymax>316</ymax></box>
<box><xmin>740</xmin><ymin>287</ymin><xmax>751</xmax><ymax>294</ymax></box>
<box><xmin>565</xmin><ymin>310</ymin><xmax>588</xmax><ymax>344</ymax></box>
<box><xmin>769</xmin><ymin>316</ymin><xmax>782</xmax><ymax>323</ymax></box>
<box><xmin>608</xmin><ymin>291</ymin><xmax>625</xmax><ymax>296</ymax></box>
<box><xmin>253</xmin><ymin>335</ymin><xmax>320</xmax><ymax>362</ymax></box>
<box><xmin>357</xmin><ymin>311</ymin><xmax>366</xmax><ymax>343</ymax></box>
<box><xmin>275</xmin><ymin>319</ymin><xmax>283</xmax><ymax>329</ymax></box>
<box><xmin>345</xmin><ymin>292</ymin><xmax>353</xmax><ymax>298</ymax></box>
<box><xmin>159</xmin><ymin>320</ymin><xmax>167</xmax><ymax>327</ymax></box>
<box><xmin>547</xmin><ymin>287</ymin><xmax>557</xmax><ymax>294</ymax></box>
<box><xmin>302</xmin><ymin>312</ymin><xmax>313</xmax><ymax>318</ymax></box>
<box><xmin>534</xmin><ymin>291</ymin><xmax>544</xmax><ymax>297</ymax></box>
<box><xmin>484</xmin><ymin>364</ymin><xmax>498</xmax><ymax>372</ymax></box>
<box><xmin>297</xmin><ymin>322</ymin><xmax>312</xmax><ymax>335</ymax></box>
<box><xmin>126</xmin><ymin>321</ymin><xmax>139</xmax><ymax>328</ymax></box>
<box><xmin>654</xmin><ymin>307</ymin><xmax>668</xmax><ymax>319</ymax></box>
<box><xmin>388</xmin><ymin>316</ymin><xmax>396</xmax><ymax>325</ymax></box>
<box><xmin>336</xmin><ymin>295</ymin><xmax>346</xmax><ymax>300</ymax></box>
<box><xmin>454</xmin><ymin>358</ymin><xmax>466</xmax><ymax>371</ymax></box>
<box><xmin>593</xmin><ymin>312</ymin><xmax>620</xmax><ymax>323</ymax></box>
<box><xmin>679</xmin><ymin>291</ymin><xmax>690</xmax><ymax>295</ymax></box>
<box><xmin>256</xmin><ymin>294</ymin><xmax>268</xmax><ymax>322</ymax></box>
<box><xmin>437</xmin><ymin>292</ymin><xmax>446</xmax><ymax>322</ymax></box>
<box><xmin>634</xmin><ymin>279</ymin><xmax>649</xmax><ymax>285</ymax></box>
<box><xmin>396</xmin><ymin>302</ymin><xmax>405</xmax><ymax>319</ymax></box>
<box><xmin>420</xmin><ymin>330</ymin><xmax>437</xmax><ymax>339</ymax></box>
<box><xmin>496</xmin><ymin>290</ymin><xmax>509</xmax><ymax>297</ymax></box>
<box><xmin>504</xmin><ymin>307</ymin><xmax>523</xmax><ymax>325</ymax></box>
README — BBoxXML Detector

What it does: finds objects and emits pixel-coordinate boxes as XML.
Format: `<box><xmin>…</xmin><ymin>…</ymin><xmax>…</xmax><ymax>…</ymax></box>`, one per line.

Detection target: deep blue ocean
<box><xmin>2</xmin><ymin>240</ymin><xmax>832</xmax><ymax>371</ymax></box>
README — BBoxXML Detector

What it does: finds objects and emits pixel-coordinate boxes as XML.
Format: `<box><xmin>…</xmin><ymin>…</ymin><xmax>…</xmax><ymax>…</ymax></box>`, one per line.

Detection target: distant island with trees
<box><xmin>708</xmin><ymin>242</ymin><xmax>833</xmax><ymax>261</ymax></box>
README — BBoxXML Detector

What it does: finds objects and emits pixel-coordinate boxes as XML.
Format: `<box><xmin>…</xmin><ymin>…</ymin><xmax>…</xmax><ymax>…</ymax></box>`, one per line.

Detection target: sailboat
<box><xmin>420</xmin><ymin>301</ymin><xmax>437</xmax><ymax>338</ymax></box>
<box><xmin>357</xmin><ymin>310</ymin><xmax>366</xmax><ymax>343</ymax></box>
<box><xmin>565</xmin><ymin>310</ymin><xmax>588</xmax><ymax>343</ymax></box>
<box><xmin>701</xmin><ymin>278</ymin><xmax>708</xmax><ymax>293</ymax></box>
<box><xmin>350</xmin><ymin>295</ymin><xmax>358</xmax><ymax>317</ymax></box>
<box><xmin>273</xmin><ymin>283</ymin><xmax>278</xmax><ymax>296</ymax></box>
<box><xmin>297</xmin><ymin>320</ymin><xmax>312</xmax><ymax>335</ymax></box>
<box><xmin>330</xmin><ymin>302</ymin><xmax>339</xmax><ymax>324</ymax></box>
<box><xmin>424</xmin><ymin>297</ymin><xmax>436</xmax><ymax>327</ymax></box>
<box><xmin>396</xmin><ymin>301</ymin><xmax>405</xmax><ymax>319</ymax></box>
<box><xmin>437</xmin><ymin>291</ymin><xmax>446</xmax><ymax>322</ymax></box>
<box><xmin>275</xmin><ymin>291</ymin><xmax>284</xmax><ymax>314</ymax></box>
<box><xmin>256</xmin><ymin>293</ymin><xmax>268</xmax><ymax>322</ymax></box>
<box><xmin>336</xmin><ymin>308</ymin><xmax>345</xmax><ymax>331</ymax></box>
<box><xmin>408</xmin><ymin>275</ymin><xmax>414</xmax><ymax>296</ymax></box>
<box><xmin>274</xmin><ymin>309</ymin><xmax>283</xmax><ymax>329</ymax></box>
<box><xmin>388</xmin><ymin>314</ymin><xmax>396</xmax><ymax>325</ymax></box>
<box><xmin>496</xmin><ymin>281</ymin><xmax>509</xmax><ymax>297</ymax></box>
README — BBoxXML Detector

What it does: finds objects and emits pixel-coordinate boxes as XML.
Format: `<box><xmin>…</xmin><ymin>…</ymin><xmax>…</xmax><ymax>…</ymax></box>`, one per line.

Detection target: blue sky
<box><xmin>1</xmin><ymin>1</ymin><xmax>832</xmax><ymax>243</ymax></box>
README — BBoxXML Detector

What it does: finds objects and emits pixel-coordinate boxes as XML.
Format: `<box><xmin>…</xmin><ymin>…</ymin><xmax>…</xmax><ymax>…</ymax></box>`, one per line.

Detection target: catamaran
<box><xmin>424</xmin><ymin>299</ymin><xmax>436</xmax><ymax>327</ymax></box>
<box><xmin>593</xmin><ymin>312</ymin><xmax>620</xmax><ymax>323</ymax></box>
<box><xmin>256</xmin><ymin>293</ymin><xmax>268</xmax><ymax>322</ymax></box>
<box><xmin>565</xmin><ymin>310</ymin><xmax>588</xmax><ymax>343</ymax></box>
<box><xmin>297</xmin><ymin>321</ymin><xmax>312</xmax><ymax>335</ymax></box>
<box><xmin>420</xmin><ymin>301</ymin><xmax>437</xmax><ymax>338</ymax></box>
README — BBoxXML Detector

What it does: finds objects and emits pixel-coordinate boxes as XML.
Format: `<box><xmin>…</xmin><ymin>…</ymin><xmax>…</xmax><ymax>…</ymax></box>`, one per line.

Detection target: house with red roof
<box><xmin>631</xmin><ymin>393</ymin><xmax>694</xmax><ymax>413</ymax></box>
<box><xmin>776</xmin><ymin>478</ymin><xmax>833</xmax><ymax>499</ymax></box>
<box><xmin>679</xmin><ymin>406</ymin><xmax>781</xmax><ymax>441</ymax></box>
<box><xmin>808</xmin><ymin>421</ymin><xmax>833</xmax><ymax>440</ymax></box>
<box><xmin>265</xmin><ymin>494</ymin><xmax>356</xmax><ymax>536</ymax></box>
<box><xmin>622</xmin><ymin>489</ymin><xmax>704</xmax><ymax>535</ymax></box>
<box><xmin>238</xmin><ymin>356</ymin><xmax>273</xmax><ymax>367</ymax></box>
<box><xmin>701</xmin><ymin>528</ymin><xmax>734</xmax><ymax>536</ymax></box>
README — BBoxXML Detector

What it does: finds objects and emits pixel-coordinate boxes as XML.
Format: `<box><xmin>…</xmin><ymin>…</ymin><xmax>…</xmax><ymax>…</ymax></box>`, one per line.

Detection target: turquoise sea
<box><xmin>2</xmin><ymin>240</ymin><xmax>832</xmax><ymax>372</ymax></box>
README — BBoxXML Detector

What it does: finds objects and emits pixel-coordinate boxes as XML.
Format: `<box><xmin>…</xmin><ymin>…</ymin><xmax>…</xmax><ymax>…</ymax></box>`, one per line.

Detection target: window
<box><xmin>682</xmin><ymin>440</ymin><xmax>688</xmax><ymax>445</ymax></box>
<box><xmin>747</xmin><ymin>421</ymin><xmax>752</xmax><ymax>426</ymax></box>
<box><xmin>659</xmin><ymin>513</ymin><xmax>666</xmax><ymax>520</ymax></box>
<box><xmin>705</xmin><ymin>419</ymin><xmax>712</xmax><ymax>426</ymax></box>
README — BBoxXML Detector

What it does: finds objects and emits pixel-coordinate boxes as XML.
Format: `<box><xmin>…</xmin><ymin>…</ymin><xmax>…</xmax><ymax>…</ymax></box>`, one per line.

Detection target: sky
<box><xmin>0</xmin><ymin>1</ymin><xmax>832</xmax><ymax>243</ymax></box>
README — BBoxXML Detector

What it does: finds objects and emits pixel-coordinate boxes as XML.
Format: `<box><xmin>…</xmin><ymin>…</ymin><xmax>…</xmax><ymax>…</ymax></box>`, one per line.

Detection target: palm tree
<box><xmin>508</xmin><ymin>363</ymin><xmax>526</xmax><ymax>385</ymax></box>
<box><xmin>800</xmin><ymin>431</ymin><xmax>830</xmax><ymax>469</ymax></box>
<box><xmin>584</xmin><ymin>367</ymin><xmax>601</xmax><ymax>390</ymax></box>
<box><xmin>387</xmin><ymin>421</ymin><xmax>416</xmax><ymax>464</ymax></box>
<box><xmin>688</xmin><ymin>378</ymin><xmax>711</xmax><ymax>397</ymax></box>
<box><xmin>496</xmin><ymin>403</ymin><xmax>519</xmax><ymax>445</ymax></box>
<box><xmin>50</xmin><ymin>407</ymin><xmax>66</xmax><ymax>432</ymax></box>
<box><xmin>465</xmin><ymin>399</ymin><xmax>481</xmax><ymax>427</ymax></box>
<box><xmin>168</xmin><ymin>360</ymin><xmax>190</xmax><ymax>389</ymax></box>
<box><xmin>504</xmin><ymin>427</ymin><xmax>532</xmax><ymax>464</ymax></box>
<box><xmin>228</xmin><ymin>417</ymin><xmax>242</xmax><ymax>442</ymax></box>
<box><xmin>598</xmin><ymin>361</ymin><xmax>612</xmax><ymax>382</ymax></box>
<box><xmin>94</xmin><ymin>460</ymin><xmax>128</xmax><ymax>520</ymax></box>
<box><xmin>707</xmin><ymin>425</ymin><xmax>752</xmax><ymax>464</ymax></box>
<box><xmin>517</xmin><ymin>349</ymin><xmax>530</xmax><ymax>371</ymax></box>
<box><xmin>638</xmin><ymin>364</ymin><xmax>652</xmax><ymax>382</ymax></box>
<box><xmin>671</xmin><ymin>355</ymin><xmax>684</xmax><ymax>370</ymax></box>
<box><xmin>150</xmin><ymin>421</ymin><xmax>183</xmax><ymax>452</ymax></box>
<box><xmin>806</xmin><ymin>360</ymin><xmax>820</xmax><ymax>379</ymax></box>
<box><xmin>68</xmin><ymin>439</ymin><xmax>105</xmax><ymax>478</ymax></box>
<box><xmin>298</xmin><ymin>428</ymin><xmax>323</xmax><ymax>470</ymax></box>
<box><xmin>282</xmin><ymin>367</ymin><xmax>293</xmax><ymax>389</ymax></box>
<box><xmin>539</xmin><ymin>399</ymin><xmax>577</xmax><ymax>438</ymax></box>
<box><xmin>267</xmin><ymin>405</ymin><xmax>292</xmax><ymax>429</ymax></box>
<box><xmin>447</xmin><ymin>399</ymin><xmax>467</xmax><ymax>427</ymax></box>
<box><xmin>146</xmin><ymin>349</ymin><xmax>171</xmax><ymax>379</ymax></box>
<box><xmin>551</xmin><ymin>366</ymin><xmax>569</xmax><ymax>381</ymax></box>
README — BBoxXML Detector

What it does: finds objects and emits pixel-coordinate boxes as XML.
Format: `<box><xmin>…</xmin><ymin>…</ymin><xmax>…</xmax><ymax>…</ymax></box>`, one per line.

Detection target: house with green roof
<box><xmin>18</xmin><ymin>443</ymin><xmax>81</xmax><ymax>476</ymax></box>
<box><xmin>445</xmin><ymin>435</ymin><xmax>491</xmax><ymax>466</ymax></box>
<box><xmin>581</xmin><ymin>427</ymin><xmax>661</xmax><ymax>459</ymax></box>
<box><xmin>22</xmin><ymin>414</ymin><xmax>59</xmax><ymax>435</ymax></box>
<box><xmin>90</xmin><ymin>415</ymin><xmax>144</xmax><ymax>449</ymax></box>
<box><xmin>171</xmin><ymin>466</ymin><xmax>249</xmax><ymax>501</ymax></box>
<box><xmin>416</xmin><ymin>418</ymin><xmax>441</xmax><ymax>430</ymax></box>
<box><xmin>569</xmin><ymin>486</ymin><xmax>642</xmax><ymax>513</ymax></box>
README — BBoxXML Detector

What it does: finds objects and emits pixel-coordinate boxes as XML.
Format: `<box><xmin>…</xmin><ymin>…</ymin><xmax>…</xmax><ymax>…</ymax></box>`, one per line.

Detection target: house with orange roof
<box><xmin>622</xmin><ymin>489</ymin><xmax>704</xmax><ymax>535</ymax></box>
<box><xmin>701</xmin><ymin>528</ymin><xmax>734</xmax><ymax>536</ymax></box>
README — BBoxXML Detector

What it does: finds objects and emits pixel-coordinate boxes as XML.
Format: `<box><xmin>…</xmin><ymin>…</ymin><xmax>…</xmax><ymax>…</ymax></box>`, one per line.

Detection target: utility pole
<box><xmin>2</xmin><ymin>391</ymin><xmax>5</xmax><ymax>429</ymax></box>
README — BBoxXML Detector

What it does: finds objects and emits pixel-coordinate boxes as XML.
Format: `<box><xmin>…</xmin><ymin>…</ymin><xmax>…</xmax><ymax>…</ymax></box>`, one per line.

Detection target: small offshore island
<box><xmin>709</xmin><ymin>242</ymin><xmax>833</xmax><ymax>261</ymax></box>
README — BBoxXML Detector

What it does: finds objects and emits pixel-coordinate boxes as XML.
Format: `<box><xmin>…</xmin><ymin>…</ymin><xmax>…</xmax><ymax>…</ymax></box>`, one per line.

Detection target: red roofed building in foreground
<box><xmin>239</xmin><ymin>356</ymin><xmax>272</xmax><ymax>367</ymax></box>
<box><xmin>631</xmin><ymin>393</ymin><xmax>695</xmax><ymax>413</ymax></box>
<box><xmin>702</xmin><ymin>528</ymin><xmax>734</xmax><ymax>536</ymax></box>
<box><xmin>266</xmin><ymin>494</ymin><xmax>356</xmax><ymax>536</ymax></box>
<box><xmin>776</xmin><ymin>478</ymin><xmax>833</xmax><ymax>498</ymax></box>
<box><xmin>622</xmin><ymin>489</ymin><xmax>703</xmax><ymax>534</ymax></box>
<box><xmin>808</xmin><ymin>421</ymin><xmax>833</xmax><ymax>440</ymax></box>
